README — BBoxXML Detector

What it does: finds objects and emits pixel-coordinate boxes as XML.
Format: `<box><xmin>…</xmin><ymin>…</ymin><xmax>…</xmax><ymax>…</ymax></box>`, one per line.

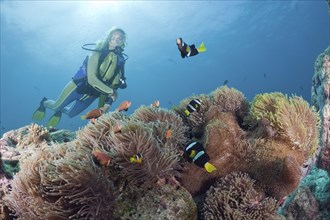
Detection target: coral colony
<box><xmin>1</xmin><ymin>47</ymin><xmax>330</xmax><ymax>219</ymax></box>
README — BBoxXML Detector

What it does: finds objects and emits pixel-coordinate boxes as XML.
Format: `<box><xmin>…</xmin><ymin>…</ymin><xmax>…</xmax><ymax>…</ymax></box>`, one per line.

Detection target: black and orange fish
<box><xmin>117</xmin><ymin>100</ymin><xmax>132</xmax><ymax>112</ymax></box>
<box><xmin>92</xmin><ymin>149</ymin><xmax>112</xmax><ymax>167</ymax></box>
<box><xmin>81</xmin><ymin>104</ymin><xmax>110</xmax><ymax>123</ymax></box>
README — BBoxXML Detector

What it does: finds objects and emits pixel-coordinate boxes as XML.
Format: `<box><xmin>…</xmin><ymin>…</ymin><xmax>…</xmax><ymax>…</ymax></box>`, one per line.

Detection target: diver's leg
<box><xmin>43</xmin><ymin>81</ymin><xmax>83</xmax><ymax>112</ymax></box>
<box><xmin>63</xmin><ymin>96</ymin><xmax>97</xmax><ymax>118</ymax></box>
<box><xmin>45</xmin><ymin>81</ymin><xmax>85</xmax><ymax>127</ymax></box>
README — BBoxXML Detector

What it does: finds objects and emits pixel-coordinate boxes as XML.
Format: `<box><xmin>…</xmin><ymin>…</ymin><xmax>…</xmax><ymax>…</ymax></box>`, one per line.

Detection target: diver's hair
<box><xmin>94</xmin><ymin>26</ymin><xmax>127</xmax><ymax>52</ymax></box>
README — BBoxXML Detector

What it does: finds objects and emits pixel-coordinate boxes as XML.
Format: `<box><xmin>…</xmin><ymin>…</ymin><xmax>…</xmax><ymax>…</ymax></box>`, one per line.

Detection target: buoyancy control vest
<box><xmin>72</xmin><ymin>45</ymin><xmax>128</xmax><ymax>95</ymax></box>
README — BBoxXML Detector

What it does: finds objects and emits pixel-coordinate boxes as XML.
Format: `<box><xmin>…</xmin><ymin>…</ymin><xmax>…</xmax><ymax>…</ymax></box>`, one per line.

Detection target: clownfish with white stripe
<box><xmin>185</xmin><ymin>141</ymin><xmax>217</xmax><ymax>173</ymax></box>
<box><xmin>176</xmin><ymin>38</ymin><xmax>206</xmax><ymax>58</ymax></box>
<box><xmin>184</xmin><ymin>99</ymin><xmax>202</xmax><ymax>117</ymax></box>
<box><xmin>130</xmin><ymin>153</ymin><xmax>143</xmax><ymax>164</ymax></box>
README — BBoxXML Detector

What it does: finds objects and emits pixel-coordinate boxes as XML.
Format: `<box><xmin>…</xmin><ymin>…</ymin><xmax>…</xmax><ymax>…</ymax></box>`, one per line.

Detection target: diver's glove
<box><xmin>119</xmin><ymin>78</ymin><xmax>127</xmax><ymax>89</ymax></box>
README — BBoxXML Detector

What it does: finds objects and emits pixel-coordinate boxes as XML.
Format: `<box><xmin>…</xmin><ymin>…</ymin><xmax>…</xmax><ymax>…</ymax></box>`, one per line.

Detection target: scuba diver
<box><xmin>32</xmin><ymin>27</ymin><xmax>128</xmax><ymax>128</ymax></box>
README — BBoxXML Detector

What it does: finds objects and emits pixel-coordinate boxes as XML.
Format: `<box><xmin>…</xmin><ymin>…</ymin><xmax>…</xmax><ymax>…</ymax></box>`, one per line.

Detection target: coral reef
<box><xmin>0</xmin><ymin>81</ymin><xmax>320</xmax><ymax>219</ymax></box>
<box><xmin>1</xmin><ymin>106</ymin><xmax>195</xmax><ymax>219</ymax></box>
<box><xmin>280</xmin><ymin>167</ymin><xmax>330</xmax><ymax>220</ymax></box>
<box><xmin>0</xmin><ymin>124</ymin><xmax>75</xmax><ymax>165</ymax></box>
<box><xmin>0</xmin><ymin>175</ymin><xmax>11</xmax><ymax>220</ymax></box>
<box><xmin>282</xmin><ymin>186</ymin><xmax>322</xmax><ymax>220</ymax></box>
<box><xmin>0</xmin><ymin>124</ymin><xmax>75</xmax><ymax>219</ymax></box>
<box><xmin>312</xmin><ymin>46</ymin><xmax>330</xmax><ymax>173</ymax></box>
<box><xmin>279</xmin><ymin>46</ymin><xmax>330</xmax><ymax>220</ymax></box>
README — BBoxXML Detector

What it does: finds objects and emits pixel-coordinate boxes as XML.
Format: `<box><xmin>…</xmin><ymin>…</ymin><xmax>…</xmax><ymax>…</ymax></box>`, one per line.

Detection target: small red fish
<box><xmin>117</xmin><ymin>100</ymin><xmax>131</xmax><ymax>112</ymax></box>
<box><xmin>92</xmin><ymin>149</ymin><xmax>112</xmax><ymax>167</ymax></box>
<box><xmin>81</xmin><ymin>104</ymin><xmax>110</xmax><ymax>123</ymax></box>
<box><xmin>153</xmin><ymin>100</ymin><xmax>160</xmax><ymax>108</ymax></box>
<box><xmin>166</xmin><ymin>129</ymin><xmax>172</xmax><ymax>139</ymax></box>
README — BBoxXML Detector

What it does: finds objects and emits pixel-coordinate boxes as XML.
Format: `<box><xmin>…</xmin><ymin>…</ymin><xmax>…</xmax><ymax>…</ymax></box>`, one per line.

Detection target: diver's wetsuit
<box><xmin>43</xmin><ymin>49</ymin><xmax>126</xmax><ymax>118</ymax></box>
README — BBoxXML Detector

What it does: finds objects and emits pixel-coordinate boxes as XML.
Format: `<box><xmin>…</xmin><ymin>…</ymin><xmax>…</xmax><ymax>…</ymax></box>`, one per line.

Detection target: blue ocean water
<box><xmin>0</xmin><ymin>1</ymin><xmax>329</xmax><ymax>136</ymax></box>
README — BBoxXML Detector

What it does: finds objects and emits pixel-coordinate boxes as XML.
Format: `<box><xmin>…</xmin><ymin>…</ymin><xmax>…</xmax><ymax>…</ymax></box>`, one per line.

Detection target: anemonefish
<box><xmin>184</xmin><ymin>99</ymin><xmax>202</xmax><ymax>117</ymax></box>
<box><xmin>185</xmin><ymin>141</ymin><xmax>217</xmax><ymax>173</ymax></box>
<box><xmin>166</xmin><ymin>129</ymin><xmax>172</xmax><ymax>139</ymax></box>
<box><xmin>92</xmin><ymin>149</ymin><xmax>112</xmax><ymax>167</ymax></box>
<box><xmin>153</xmin><ymin>100</ymin><xmax>160</xmax><ymax>108</ymax></box>
<box><xmin>176</xmin><ymin>37</ymin><xmax>206</xmax><ymax>58</ymax></box>
<box><xmin>117</xmin><ymin>100</ymin><xmax>132</xmax><ymax>112</ymax></box>
<box><xmin>113</xmin><ymin>123</ymin><xmax>122</xmax><ymax>133</ymax></box>
<box><xmin>81</xmin><ymin>104</ymin><xmax>110</xmax><ymax>123</ymax></box>
<box><xmin>130</xmin><ymin>153</ymin><xmax>143</xmax><ymax>164</ymax></box>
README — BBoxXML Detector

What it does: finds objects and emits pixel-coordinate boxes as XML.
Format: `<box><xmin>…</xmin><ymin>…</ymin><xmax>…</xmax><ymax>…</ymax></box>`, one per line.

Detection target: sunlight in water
<box><xmin>86</xmin><ymin>0</ymin><xmax>121</xmax><ymax>12</ymax></box>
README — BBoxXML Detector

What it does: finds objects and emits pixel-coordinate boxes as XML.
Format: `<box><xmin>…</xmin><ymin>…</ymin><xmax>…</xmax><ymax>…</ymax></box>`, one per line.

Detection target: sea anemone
<box><xmin>132</xmin><ymin>105</ymin><xmax>189</xmax><ymax>150</ymax></box>
<box><xmin>211</xmin><ymin>85</ymin><xmax>249</xmax><ymax>121</ymax></box>
<box><xmin>133</xmin><ymin>105</ymin><xmax>181</xmax><ymax>123</ymax></box>
<box><xmin>110</xmin><ymin>121</ymin><xmax>181</xmax><ymax>186</ymax></box>
<box><xmin>76</xmin><ymin>111</ymin><xmax>129</xmax><ymax>152</ymax></box>
<box><xmin>174</xmin><ymin>94</ymin><xmax>212</xmax><ymax>128</ymax></box>
<box><xmin>4</xmin><ymin>143</ymin><xmax>116</xmax><ymax>219</ymax></box>
<box><xmin>276</xmin><ymin>96</ymin><xmax>319</xmax><ymax>157</ymax></box>
<box><xmin>204</xmin><ymin>172</ymin><xmax>279</xmax><ymax>220</ymax></box>
<box><xmin>244</xmin><ymin>93</ymin><xmax>319</xmax><ymax>158</ymax></box>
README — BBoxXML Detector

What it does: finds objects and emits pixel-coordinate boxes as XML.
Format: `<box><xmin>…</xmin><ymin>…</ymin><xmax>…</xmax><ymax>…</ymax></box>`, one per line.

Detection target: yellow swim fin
<box><xmin>197</xmin><ymin>42</ymin><xmax>206</xmax><ymax>53</ymax></box>
<box><xmin>32</xmin><ymin>97</ymin><xmax>47</xmax><ymax>121</ymax></box>
<box><xmin>204</xmin><ymin>162</ymin><xmax>217</xmax><ymax>173</ymax></box>
<box><xmin>32</xmin><ymin>108</ymin><xmax>46</xmax><ymax>121</ymax></box>
<box><xmin>46</xmin><ymin>112</ymin><xmax>62</xmax><ymax>128</ymax></box>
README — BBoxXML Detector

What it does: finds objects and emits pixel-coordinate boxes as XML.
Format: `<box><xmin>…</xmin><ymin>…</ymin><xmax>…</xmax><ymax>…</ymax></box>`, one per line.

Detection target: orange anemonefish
<box><xmin>113</xmin><ymin>123</ymin><xmax>122</xmax><ymax>133</ymax></box>
<box><xmin>184</xmin><ymin>99</ymin><xmax>202</xmax><ymax>117</ymax></box>
<box><xmin>130</xmin><ymin>153</ymin><xmax>143</xmax><ymax>164</ymax></box>
<box><xmin>185</xmin><ymin>141</ymin><xmax>216</xmax><ymax>173</ymax></box>
<box><xmin>153</xmin><ymin>100</ymin><xmax>160</xmax><ymax>108</ymax></box>
<box><xmin>92</xmin><ymin>150</ymin><xmax>112</xmax><ymax>167</ymax></box>
<box><xmin>117</xmin><ymin>100</ymin><xmax>132</xmax><ymax>112</ymax></box>
<box><xmin>81</xmin><ymin>104</ymin><xmax>110</xmax><ymax>123</ymax></box>
<box><xmin>166</xmin><ymin>129</ymin><xmax>172</xmax><ymax>139</ymax></box>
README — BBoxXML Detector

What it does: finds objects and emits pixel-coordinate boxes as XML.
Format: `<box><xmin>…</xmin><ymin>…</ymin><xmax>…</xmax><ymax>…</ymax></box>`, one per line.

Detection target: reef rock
<box><xmin>283</xmin><ymin>186</ymin><xmax>322</xmax><ymax>220</ymax></box>
<box><xmin>312</xmin><ymin>46</ymin><xmax>330</xmax><ymax>173</ymax></box>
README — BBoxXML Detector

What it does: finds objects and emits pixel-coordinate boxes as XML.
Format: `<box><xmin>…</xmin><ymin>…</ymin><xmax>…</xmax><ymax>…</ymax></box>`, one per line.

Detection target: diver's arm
<box><xmin>87</xmin><ymin>53</ymin><xmax>114</xmax><ymax>95</ymax></box>
<box><xmin>119</xmin><ymin>68</ymin><xmax>127</xmax><ymax>89</ymax></box>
